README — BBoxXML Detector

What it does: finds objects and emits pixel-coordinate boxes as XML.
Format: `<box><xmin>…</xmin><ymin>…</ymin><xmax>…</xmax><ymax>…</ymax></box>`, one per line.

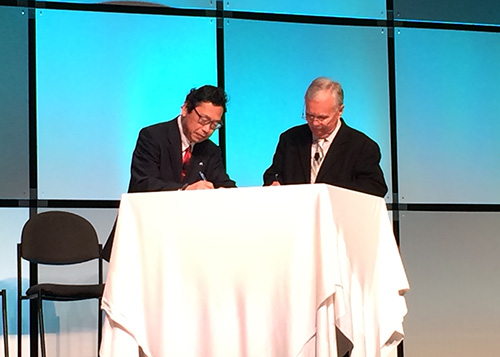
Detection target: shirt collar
<box><xmin>177</xmin><ymin>115</ymin><xmax>193</xmax><ymax>152</ymax></box>
<box><xmin>313</xmin><ymin>118</ymin><xmax>342</xmax><ymax>144</ymax></box>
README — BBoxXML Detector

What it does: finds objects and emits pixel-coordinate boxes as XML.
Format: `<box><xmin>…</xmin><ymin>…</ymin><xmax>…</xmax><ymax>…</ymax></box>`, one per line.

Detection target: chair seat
<box><xmin>26</xmin><ymin>283</ymin><xmax>104</xmax><ymax>301</ymax></box>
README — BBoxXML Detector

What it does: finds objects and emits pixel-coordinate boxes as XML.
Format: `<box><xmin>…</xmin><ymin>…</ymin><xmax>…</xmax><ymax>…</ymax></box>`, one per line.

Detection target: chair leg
<box><xmin>17</xmin><ymin>297</ymin><xmax>22</xmax><ymax>357</ymax></box>
<box><xmin>97</xmin><ymin>298</ymin><xmax>103</xmax><ymax>355</ymax></box>
<box><xmin>17</xmin><ymin>245</ymin><xmax>22</xmax><ymax>357</ymax></box>
<box><xmin>1</xmin><ymin>290</ymin><xmax>9</xmax><ymax>357</ymax></box>
<box><xmin>37</xmin><ymin>293</ymin><xmax>47</xmax><ymax>357</ymax></box>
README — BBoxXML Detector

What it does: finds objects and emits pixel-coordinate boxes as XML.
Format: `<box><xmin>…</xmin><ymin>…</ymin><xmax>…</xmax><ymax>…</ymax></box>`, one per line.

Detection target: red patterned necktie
<box><xmin>181</xmin><ymin>146</ymin><xmax>191</xmax><ymax>182</ymax></box>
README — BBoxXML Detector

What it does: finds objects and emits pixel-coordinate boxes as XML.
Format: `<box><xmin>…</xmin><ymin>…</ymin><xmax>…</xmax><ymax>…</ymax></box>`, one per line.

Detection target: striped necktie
<box><xmin>311</xmin><ymin>139</ymin><xmax>324</xmax><ymax>183</ymax></box>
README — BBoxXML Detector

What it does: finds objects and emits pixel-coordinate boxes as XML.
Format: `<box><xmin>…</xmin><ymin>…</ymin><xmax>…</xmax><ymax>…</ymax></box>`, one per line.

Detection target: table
<box><xmin>100</xmin><ymin>184</ymin><xmax>409</xmax><ymax>357</ymax></box>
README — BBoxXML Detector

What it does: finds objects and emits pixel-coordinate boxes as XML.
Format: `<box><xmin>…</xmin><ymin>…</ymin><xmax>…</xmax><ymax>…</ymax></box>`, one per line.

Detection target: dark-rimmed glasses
<box><xmin>193</xmin><ymin>107</ymin><xmax>223</xmax><ymax>130</ymax></box>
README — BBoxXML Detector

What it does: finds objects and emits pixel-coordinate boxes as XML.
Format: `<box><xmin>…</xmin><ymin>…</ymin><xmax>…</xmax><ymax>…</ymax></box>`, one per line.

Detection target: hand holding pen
<box><xmin>182</xmin><ymin>165</ymin><xmax>214</xmax><ymax>190</ymax></box>
<box><xmin>270</xmin><ymin>173</ymin><xmax>281</xmax><ymax>186</ymax></box>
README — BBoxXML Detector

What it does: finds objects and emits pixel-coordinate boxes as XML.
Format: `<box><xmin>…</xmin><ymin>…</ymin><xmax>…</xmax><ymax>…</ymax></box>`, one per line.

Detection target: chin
<box><xmin>193</xmin><ymin>136</ymin><xmax>207</xmax><ymax>143</ymax></box>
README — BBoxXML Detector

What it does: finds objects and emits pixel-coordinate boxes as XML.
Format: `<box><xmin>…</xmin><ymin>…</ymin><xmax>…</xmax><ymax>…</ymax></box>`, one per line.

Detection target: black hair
<box><xmin>184</xmin><ymin>85</ymin><xmax>228</xmax><ymax>113</ymax></box>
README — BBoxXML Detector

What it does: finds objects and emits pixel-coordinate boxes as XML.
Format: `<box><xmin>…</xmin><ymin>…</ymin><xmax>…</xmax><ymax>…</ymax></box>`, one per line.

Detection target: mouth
<box><xmin>193</xmin><ymin>132</ymin><xmax>208</xmax><ymax>142</ymax></box>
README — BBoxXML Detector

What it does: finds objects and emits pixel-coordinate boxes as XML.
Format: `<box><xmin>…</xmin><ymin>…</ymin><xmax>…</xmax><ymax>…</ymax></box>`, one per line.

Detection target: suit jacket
<box><xmin>128</xmin><ymin>118</ymin><xmax>236</xmax><ymax>192</ymax></box>
<box><xmin>103</xmin><ymin>118</ymin><xmax>235</xmax><ymax>261</ymax></box>
<box><xmin>263</xmin><ymin>119</ymin><xmax>388</xmax><ymax>197</ymax></box>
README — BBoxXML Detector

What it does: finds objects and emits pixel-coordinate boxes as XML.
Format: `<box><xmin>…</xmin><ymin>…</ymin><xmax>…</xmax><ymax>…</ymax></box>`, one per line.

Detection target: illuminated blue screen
<box><xmin>37</xmin><ymin>0</ymin><xmax>215</xmax><ymax>10</ymax></box>
<box><xmin>225</xmin><ymin>0</ymin><xmax>386</xmax><ymax>19</ymax></box>
<box><xmin>224</xmin><ymin>20</ymin><xmax>392</xmax><ymax>201</ymax></box>
<box><xmin>395</xmin><ymin>28</ymin><xmax>500</xmax><ymax>204</ymax></box>
<box><xmin>36</xmin><ymin>10</ymin><xmax>217</xmax><ymax>199</ymax></box>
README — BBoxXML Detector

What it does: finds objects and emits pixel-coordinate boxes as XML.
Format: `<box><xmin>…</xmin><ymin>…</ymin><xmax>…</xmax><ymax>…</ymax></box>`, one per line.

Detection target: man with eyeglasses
<box><xmin>103</xmin><ymin>85</ymin><xmax>235</xmax><ymax>261</ymax></box>
<box><xmin>263</xmin><ymin>77</ymin><xmax>387</xmax><ymax>197</ymax></box>
<box><xmin>128</xmin><ymin>84</ymin><xmax>235</xmax><ymax>192</ymax></box>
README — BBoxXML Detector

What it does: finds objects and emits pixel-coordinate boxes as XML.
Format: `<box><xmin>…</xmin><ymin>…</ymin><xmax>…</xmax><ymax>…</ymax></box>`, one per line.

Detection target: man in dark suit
<box><xmin>103</xmin><ymin>85</ymin><xmax>236</xmax><ymax>260</ymax></box>
<box><xmin>263</xmin><ymin>77</ymin><xmax>387</xmax><ymax>198</ymax></box>
<box><xmin>128</xmin><ymin>85</ymin><xmax>235</xmax><ymax>192</ymax></box>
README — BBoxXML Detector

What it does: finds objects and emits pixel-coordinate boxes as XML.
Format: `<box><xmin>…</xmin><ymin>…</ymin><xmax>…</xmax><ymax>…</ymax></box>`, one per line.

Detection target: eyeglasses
<box><xmin>302</xmin><ymin>108</ymin><xmax>339</xmax><ymax>123</ymax></box>
<box><xmin>193</xmin><ymin>107</ymin><xmax>223</xmax><ymax>130</ymax></box>
<box><xmin>302</xmin><ymin>113</ymin><xmax>332</xmax><ymax>122</ymax></box>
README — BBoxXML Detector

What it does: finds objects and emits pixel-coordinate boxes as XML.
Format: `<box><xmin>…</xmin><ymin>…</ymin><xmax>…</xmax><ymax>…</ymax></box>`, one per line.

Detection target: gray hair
<box><xmin>304</xmin><ymin>77</ymin><xmax>344</xmax><ymax>107</ymax></box>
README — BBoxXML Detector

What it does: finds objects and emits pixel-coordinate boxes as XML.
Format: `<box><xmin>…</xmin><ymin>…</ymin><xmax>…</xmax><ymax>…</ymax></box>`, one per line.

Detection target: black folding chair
<box><xmin>17</xmin><ymin>211</ymin><xmax>104</xmax><ymax>357</ymax></box>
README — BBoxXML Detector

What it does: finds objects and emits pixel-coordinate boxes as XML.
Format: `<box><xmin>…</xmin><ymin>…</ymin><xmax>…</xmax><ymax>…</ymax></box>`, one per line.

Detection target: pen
<box><xmin>199</xmin><ymin>171</ymin><xmax>207</xmax><ymax>181</ymax></box>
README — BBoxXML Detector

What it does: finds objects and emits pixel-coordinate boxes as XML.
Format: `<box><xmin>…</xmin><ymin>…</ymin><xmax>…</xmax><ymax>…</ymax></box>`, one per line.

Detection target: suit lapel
<box><xmin>165</xmin><ymin>118</ymin><xmax>183</xmax><ymax>180</ymax></box>
<box><xmin>297</xmin><ymin>125</ymin><xmax>313</xmax><ymax>182</ymax></box>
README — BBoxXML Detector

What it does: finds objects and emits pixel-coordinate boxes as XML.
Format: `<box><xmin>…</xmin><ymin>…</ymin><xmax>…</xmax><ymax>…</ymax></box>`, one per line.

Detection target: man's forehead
<box><xmin>306</xmin><ymin>99</ymin><xmax>336</xmax><ymax>111</ymax></box>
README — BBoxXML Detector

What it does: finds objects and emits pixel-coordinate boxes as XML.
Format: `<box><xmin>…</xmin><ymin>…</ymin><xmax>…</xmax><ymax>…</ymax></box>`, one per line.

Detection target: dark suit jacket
<box><xmin>103</xmin><ymin>118</ymin><xmax>236</xmax><ymax>261</ymax></box>
<box><xmin>128</xmin><ymin>118</ymin><xmax>235</xmax><ymax>192</ymax></box>
<box><xmin>263</xmin><ymin>119</ymin><xmax>388</xmax><ymax>197</ymax></box>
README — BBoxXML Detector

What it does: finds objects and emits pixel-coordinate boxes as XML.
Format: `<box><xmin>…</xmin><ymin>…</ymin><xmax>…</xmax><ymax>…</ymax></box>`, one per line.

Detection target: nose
<box><xmin>201</xmin><ymin>124</ymin><xmax>212</xmax><ymax>135</ymax></box>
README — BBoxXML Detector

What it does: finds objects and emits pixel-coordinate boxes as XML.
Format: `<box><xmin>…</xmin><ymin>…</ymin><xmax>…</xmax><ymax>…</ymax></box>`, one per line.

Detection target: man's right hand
<box><xmin>184</xmin><ymin>180</ymin><xmax>215</xmax><ymax>190</ymax></box>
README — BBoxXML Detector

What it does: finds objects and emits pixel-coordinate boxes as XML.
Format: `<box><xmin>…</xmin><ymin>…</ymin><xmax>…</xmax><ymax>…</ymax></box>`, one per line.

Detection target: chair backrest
<box><xmin>20</xmin><ymin>211</ymin><xmax>100</xmax><ymax>265</ymax></box>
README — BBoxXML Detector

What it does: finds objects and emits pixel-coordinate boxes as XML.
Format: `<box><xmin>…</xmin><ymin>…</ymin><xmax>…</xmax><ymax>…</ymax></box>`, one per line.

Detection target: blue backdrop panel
<box><xmin>394</xmin><ymin>0</ymin><xmax>500</xmax><ymax>26</ymax></box>
<box><xmin>36</xmin><ymin>10</ymin><xmax>217</xmax><ymax>200</ymax></box>
<box><xmin>225</xmin><ymin>0</ymin><xmax>386</xmax><ymax>20</ymax></box>
<box><xmin>35</xmin><ymin>0</ymin><xmax>215</xmax><ymax>10</ymax></box>
<box><xmin>395</xmin><ymin>28</ymin><xmax>500</xmax><ymax>204</ymax></box>
<box><xmin>224</xmin><ymin>19</ymin><xmax>391</xmax><ymax>200</ymax></box>
<box><xmin>0</xmin><ymin>6</ymin><xmax>29</xmax><ymax>199</ymax></box>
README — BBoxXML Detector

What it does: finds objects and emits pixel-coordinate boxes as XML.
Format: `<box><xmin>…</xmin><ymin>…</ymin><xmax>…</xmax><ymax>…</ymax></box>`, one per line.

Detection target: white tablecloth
<box><xmin>100</xmin><ymin>184</ymin><xmax>409</xmax><ymax>357</ymax></box>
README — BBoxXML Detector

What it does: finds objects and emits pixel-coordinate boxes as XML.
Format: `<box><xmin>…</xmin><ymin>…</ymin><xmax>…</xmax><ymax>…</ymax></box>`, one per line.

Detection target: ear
<box><xmin>338</xmin><ymin>104</ymin><xmax>345</xmax><ymax>116</ymax></box>
<box><xmin>181</xmin><ymin>103</ymin><xmax>188</xmax><ymax>117</ymax></box>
